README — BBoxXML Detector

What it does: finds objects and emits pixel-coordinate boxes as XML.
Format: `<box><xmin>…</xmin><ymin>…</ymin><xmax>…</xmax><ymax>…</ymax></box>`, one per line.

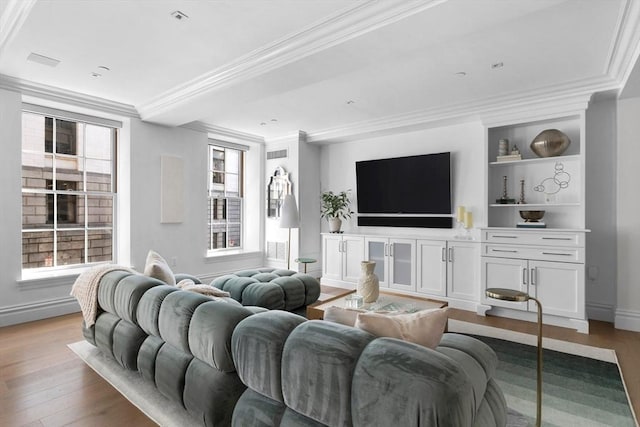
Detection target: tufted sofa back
<box><xmin>83</xmin><ymin>271</ymin><xmax>262</xmax><ymax>426</ymax></box>
<box><xmin>231</xmin><ymin>310</ymin><xmax>507</xmax><ymax>427</ymax></box>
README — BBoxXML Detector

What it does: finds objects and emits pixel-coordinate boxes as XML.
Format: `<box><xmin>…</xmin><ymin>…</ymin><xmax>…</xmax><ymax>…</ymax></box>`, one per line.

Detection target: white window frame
<box><xmin>207</xmin><ymin>143</ymin><xmax>245</xmax><ymax>253</ymax></box>
<box><xmin>20</xmin><ymin>108</ymin><xmax>118</xmax><ymax>274</ymax></box>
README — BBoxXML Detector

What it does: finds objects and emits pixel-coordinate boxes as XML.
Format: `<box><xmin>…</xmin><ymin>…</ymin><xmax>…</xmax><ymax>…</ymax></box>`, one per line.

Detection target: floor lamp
<box><xmin>280</xmin><ymin>194</ymin><xmax>299</xmax><ymax>270</ymax></box>
<box><xmin>486</xmin><ymin>288</ymin><xmax>543</xmax><ymax>427</ymax></box>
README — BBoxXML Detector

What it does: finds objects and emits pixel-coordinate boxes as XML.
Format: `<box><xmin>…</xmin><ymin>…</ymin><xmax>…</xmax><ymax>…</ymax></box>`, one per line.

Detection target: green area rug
<box><xmin>472</xmin><ymin>334</ymin><xmax>636</xmax><ymax>427</ymax></box>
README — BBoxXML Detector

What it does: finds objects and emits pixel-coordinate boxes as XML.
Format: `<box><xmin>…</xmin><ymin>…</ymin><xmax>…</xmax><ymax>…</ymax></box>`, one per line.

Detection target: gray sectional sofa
<box><xmin>231</xmin><ymin>310</ymin><xmax>507</xmax><ymax>427</ymax></box>
<box><xmin>80</xmin><ymin>269</ymin><xmax>506</xmax><ymax>427</ymax></box>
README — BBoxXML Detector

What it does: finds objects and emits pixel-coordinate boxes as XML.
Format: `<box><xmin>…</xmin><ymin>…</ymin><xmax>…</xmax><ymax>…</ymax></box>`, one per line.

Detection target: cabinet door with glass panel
<box><xmin>364</xmin><ymin>237</ymin><xmax>416</xmax><ymax>292</ymax></box>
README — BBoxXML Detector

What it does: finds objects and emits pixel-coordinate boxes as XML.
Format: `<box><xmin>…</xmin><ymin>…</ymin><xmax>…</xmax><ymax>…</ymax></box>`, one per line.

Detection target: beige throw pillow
<box><xmin>323</xmin><ymin>306</ymin><xmax>365</xmax><ymax>327</ymax></box>
<box><xmin>176</xmin><ymin>279</ymin><xmax>231</xmax><ymax>298</ymax></box>
<box><xmin>143</xmin><ymin>250</ymin><xmax>176</xmax><ymax>286</ymax></box>
<box><xmin>355</xmin><ymin>307</ymin><xmax>449</xmax><ymax>349</ymax></box>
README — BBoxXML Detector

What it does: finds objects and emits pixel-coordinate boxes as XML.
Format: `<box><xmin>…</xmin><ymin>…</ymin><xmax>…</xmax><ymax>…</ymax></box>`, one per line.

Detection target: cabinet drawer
<box><xmin>483</xmin><ymin>230</ymin><xmax>584</xmax><ymax>247</ymax></box>
<box><xmin>482</xmin><ymin>243</ymin><xmax>584</xmax><ymax>263</ymax></box>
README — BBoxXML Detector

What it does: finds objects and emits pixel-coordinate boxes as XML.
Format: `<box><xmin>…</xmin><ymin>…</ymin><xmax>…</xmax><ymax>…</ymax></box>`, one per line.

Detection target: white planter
<box><xmin>328</xmin><ymin>218</ymin><xmax>342</xmax><ymax>233</ymax></box>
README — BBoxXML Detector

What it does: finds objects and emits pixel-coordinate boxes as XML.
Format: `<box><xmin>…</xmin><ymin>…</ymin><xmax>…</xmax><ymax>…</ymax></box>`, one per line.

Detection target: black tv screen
<box><xmin>356</xmin><ymin>152</ymin><xmax>451</xmax><ymax>215</ymax></box>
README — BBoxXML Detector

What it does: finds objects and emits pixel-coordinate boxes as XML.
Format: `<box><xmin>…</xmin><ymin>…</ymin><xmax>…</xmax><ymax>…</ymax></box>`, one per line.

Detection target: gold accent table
<box><xmin>307</xmin><ymin>289</ymin><xmax>447</xmax><ymax>320</ymax></box>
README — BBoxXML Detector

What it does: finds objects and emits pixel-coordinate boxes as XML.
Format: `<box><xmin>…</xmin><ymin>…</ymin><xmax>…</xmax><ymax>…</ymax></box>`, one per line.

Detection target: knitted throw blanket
<box><xmin>70</xmin><ymin>264</ymin><xmax>136</xmax><ymax>328</ymax></box>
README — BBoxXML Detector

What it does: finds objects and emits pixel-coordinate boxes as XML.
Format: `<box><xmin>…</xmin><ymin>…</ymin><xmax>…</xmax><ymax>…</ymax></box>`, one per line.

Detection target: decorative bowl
<box><xmin>519</xmin><ymin>210</ymin><xmax>545</xmax><ymax>222</ymax></box>
<box><xmin>530</xmin><ymin>129</ymin><xmax>570</xmax><ymax>157</ymax></box>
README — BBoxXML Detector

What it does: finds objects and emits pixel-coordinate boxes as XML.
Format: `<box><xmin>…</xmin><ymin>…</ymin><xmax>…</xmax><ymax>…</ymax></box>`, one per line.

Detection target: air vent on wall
<box><xmin>267</xmin><ymin>149</ymin><xmax>288</xmax><ymax>160</ymax></box>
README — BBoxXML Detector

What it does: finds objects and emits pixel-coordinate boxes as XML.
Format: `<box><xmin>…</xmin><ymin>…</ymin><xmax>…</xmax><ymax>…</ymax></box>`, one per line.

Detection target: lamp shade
<box><xmin>280</xmin><ymin>194</ymin><xmax>299</xmax><ymax>228</ymax></box>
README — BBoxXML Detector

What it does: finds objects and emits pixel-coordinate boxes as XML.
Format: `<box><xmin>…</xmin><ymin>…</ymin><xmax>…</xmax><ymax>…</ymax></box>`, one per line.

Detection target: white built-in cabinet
<box><xmin>480</xmin><ymin>228</ymin><xmax>586</xmax><ymax>319</ymax></box>
<box><xmin>364</xmin><ymin>237</ymin><xmax>416</xmax><ymax>292</ymax></box>
<box><xmin>322</xmin><ymin>233</ymin><xmax>479</xmax><ymax>304</ymax></box>
<box><xmin>416</xmin><ymin>240</ymin><xmax>479</xmax><ymax>301</ymax></box>
<box><xmin>321</xmin><ymin>234</ymin><xmax>364</xmax><ymax>284</ymax></box>
<box><xmin>482</xmin><ymin>109</ymin><xmax>589</xmax><ymax>332</ymax></box>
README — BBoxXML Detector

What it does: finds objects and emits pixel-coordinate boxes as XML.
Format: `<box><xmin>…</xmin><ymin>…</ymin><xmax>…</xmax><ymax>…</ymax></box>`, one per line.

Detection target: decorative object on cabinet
<box><xmin>496</xmin><ymin>153</ymin><xmax>522</xmax><ymax>162</ymax></box>
<box><xmin>496</xmin><ymin>176</ymin><xmax>516</xmax><ymax>204</ymax></box>
<box><xmin>498</xmin><ymin>138</ymin><xmax>509</xmax><ymax>156</ymax></box>
<box><xmin>518</xmin><ymin>210</ymin><xmax>546</xmax><ymax>228</ymax></box>
<box><xmin>530</xmin><ymin>128</ymin><xmax>571</xmax><ymax>158</ymax></box>
<box><xmin>519</xmin><ymin>210</ymin><xmax>545</xmax><ymax>222</ymax></box>
<box><xmin>486</xmin><ymin>288</ymin><xmax>543</xmax><ymax>427</ymax></box>
<box><xmin>455</xmin><ymin>207</ymin><xmax>474</xmax><ymax>240</ymax></box>
<box><xmin>357</xmin><ymin>261</ymin><xmax>380</xmax><ymax>303</ymax></box>
<box><xmin>533</xmin><ymin>162</ymin><xmax>571</xmax><ymax>203</ymax></box>
<box><xmin>267</xmin><ymin>166</ymin><xmax>291</xmax><ymax>218</ymax></box>
<box><xmin>518</xmin><ymin>179</ymin><xmax>526</xmax><ymax>204</ymax></box>
<box><xmin>321</xmin><ymin>190</ymin><xmax>354</xmax><ymax>233</ymax></box>
<box><xmin>279</xmin><ymin>194</ymin><xmax>299</xmax><ymax>270</ymax></box>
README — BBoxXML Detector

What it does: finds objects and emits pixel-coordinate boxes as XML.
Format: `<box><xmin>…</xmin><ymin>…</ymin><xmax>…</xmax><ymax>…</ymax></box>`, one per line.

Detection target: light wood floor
<box><xmin>1</xmin><ymin>290</ymin><xmax>639</xmax><ymax>426</ymax></box>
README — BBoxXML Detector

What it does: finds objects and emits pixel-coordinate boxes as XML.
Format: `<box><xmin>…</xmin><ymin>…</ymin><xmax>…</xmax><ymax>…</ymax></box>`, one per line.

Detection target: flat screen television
<box><xmin>356</xmin><ymin>152</ymin><xmax>451</xmax><ymax>215</ymax></box>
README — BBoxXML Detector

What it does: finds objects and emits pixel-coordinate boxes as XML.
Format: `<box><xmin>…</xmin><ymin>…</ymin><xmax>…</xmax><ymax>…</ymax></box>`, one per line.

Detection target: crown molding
<box><xmin>0</xmin><ymin>74</ymin><xmax>139</xmax><ymax>118</ymax></box>
<box><xmin>137</xmin><ymin>0</ymin><xmax>447</xmax><ymax>122</ymax></box>
<box><xmin>305</xmin><ymin>76</ymin><xmax>612</xmax><ymax>144</ymax></box>
<box><xmin>0</xmin><ymin>0</ymin><xmax>36</xmax><ymax>56</ymax></box>
<box><xmin>607</xmin><ymin>0</ymin><xmax>640</xmax><ymax>89</ymax></box>
<box><xmin>181</xmin><ymin>121</ymin><xmax>264</xmax><ymax>145</ymax></box>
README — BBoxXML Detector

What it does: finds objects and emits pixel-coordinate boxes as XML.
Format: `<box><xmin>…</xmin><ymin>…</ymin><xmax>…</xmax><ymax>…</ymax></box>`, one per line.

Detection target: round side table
<box><xmin>294</xmin><ymin>257</ymin><xmax>317</xmax><ymax>273</ymax></box>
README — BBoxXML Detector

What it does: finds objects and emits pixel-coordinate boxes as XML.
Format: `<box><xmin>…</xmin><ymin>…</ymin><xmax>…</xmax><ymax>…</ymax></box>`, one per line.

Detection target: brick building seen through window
<box><xmin>208</xmin><ymin>144</ymin><xmax>243</xmax><ymax>251</ymax></box>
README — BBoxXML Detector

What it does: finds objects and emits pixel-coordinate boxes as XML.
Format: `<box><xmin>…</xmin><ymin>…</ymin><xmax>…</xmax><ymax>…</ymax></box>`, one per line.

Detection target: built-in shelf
<box><xmin>489</xmin><ymin>154</ymin><xmax>580</xmax><ymax>167</ymax></box>
<box><xmin>489</xmin><ymin>203</ymin><xmax>580</xmax><ymax>208</ymax></box>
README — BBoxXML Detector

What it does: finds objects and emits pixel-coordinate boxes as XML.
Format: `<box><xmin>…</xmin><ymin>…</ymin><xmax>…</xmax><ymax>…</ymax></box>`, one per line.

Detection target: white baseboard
<box><xmin>0</xmin><ymin>296</ymin><xmax>79</xmax><ymax>327</ymax></box>
<box><xmin>615</xmin><ymin>308</ymin><xmax>640</xmax><ymax>332</ymax></box>
<box><xmin>586</xmin><ymin>301</ymin><xmax>615</xmax><ymax>322</ymax></box>
<box><xmin>486</xmin><ymin>306</ymin><xmax>589</xmax><ymax>334</ymax></box>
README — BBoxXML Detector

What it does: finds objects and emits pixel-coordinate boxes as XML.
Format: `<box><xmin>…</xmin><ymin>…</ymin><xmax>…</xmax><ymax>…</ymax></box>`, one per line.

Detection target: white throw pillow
<box><xmin>355</xmin><ymin>307</ymin><xmax>449</xmax><ymax>349</ymax></box>
<box><xmin>143</xmin><ymin>250</ymin><xmax>176</xmax><ymax>286</ymax></box>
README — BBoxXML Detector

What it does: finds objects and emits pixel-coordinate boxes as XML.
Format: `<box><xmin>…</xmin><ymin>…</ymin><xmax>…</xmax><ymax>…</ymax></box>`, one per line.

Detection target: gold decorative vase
<box><xmin>357</xmin><ymin>261</ymin><xmax>379</xmax><ymax>303</ymax></box>
<box><xmin>530</xmin><ymin>129</ymin><xmax>571</xmax><ymax>158</ymax></box>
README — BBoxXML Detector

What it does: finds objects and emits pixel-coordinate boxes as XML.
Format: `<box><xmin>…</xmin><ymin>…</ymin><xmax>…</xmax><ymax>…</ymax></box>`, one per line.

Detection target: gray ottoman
<box><xmin>210</xmin><ymin>268</ymin><xmax>321</xmax><ymax>313</ymax></box>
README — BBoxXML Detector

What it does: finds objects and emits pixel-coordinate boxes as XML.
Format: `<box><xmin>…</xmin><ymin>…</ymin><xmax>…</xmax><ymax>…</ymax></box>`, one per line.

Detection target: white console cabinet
<box><xmin>322</xmin><ymin>233</ymin><xmax>479</xmax><ymax>306</ymax></box>
<box><xmin>321</xmin><ymin>234</ymin><xmax>364</xmax><ymax>285</ymax></box>
<box><xmin>480</xmin><ymin>228</ymin><xmax>587</xmax><ymax>330</ymax></box>
<box><xmin>416</xmin><ymin>240</ymin><xmax>479</xmax><ymax>301</ymax></box>
<box><xmin>364</xmin><ymin>237</ymin><xmax>416</xmax><ymax>292</ymax></box>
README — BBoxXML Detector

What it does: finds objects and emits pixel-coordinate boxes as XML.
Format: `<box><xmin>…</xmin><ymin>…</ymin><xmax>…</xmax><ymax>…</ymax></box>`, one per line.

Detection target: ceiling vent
<box><xmin>27</xmin><ymin>53</ymin><xmax>60</xmax><ymax>67</ymax></box>
<box><xmin>171</xmin><ymin>10</ymin><xmax>189</xmax><ymax>20</ymax></box>
<box><xmin>267</xmin><ymin>149</ymin><xmax>288</xmax><ymax>160</ymax></box>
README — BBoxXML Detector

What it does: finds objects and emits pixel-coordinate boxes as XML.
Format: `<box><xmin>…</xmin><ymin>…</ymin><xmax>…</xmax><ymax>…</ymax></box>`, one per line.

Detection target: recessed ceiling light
<box><xmin>346</xmin><ymin>100</ymin><xmax>355</xmax><ymax>104</ymax></box>
<box><xmin>97</xmin><ymin>65</ymin><xmax>110</xmax><ymax>72</ymax></box>
<box><xmin>491</xmin><ymin>62</ymin><xmax>504</xmax><ymax>69</ymax></box>
<box><xmin>454</xmin><ymin>71</ymin><xmax>467</xmax><ymax>77</ymax></box>
<box><xmin>260</xmin><ymin>122</ymin><xmax>267</xmax><ymax>126</ymax></box>
<box><xmin>270</xmin><ymin>118</ymin><xmax>278</xmax><ymax>122</ymax></box>
<box><xmin>27</xmin><ymin>52</ymin><xmax>60</xmax><ymax>67</ymax></box>
<box><xmin>171</xmin><ymin>10</ymin><xmax>189</xmax><ymax>20</ymax></box>
<box><xmin>91</xmin><ymin>72</ymin><xmax>102</xmax><ymax>78</ymax></box>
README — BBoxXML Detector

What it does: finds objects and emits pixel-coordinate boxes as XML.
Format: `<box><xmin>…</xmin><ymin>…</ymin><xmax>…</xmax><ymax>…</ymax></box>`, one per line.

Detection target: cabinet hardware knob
<box><xmin>542</xmin><ymin>252</ymin><xmax>572</xmax><ymax>256</ymax></box>
<box><xmin>542</xmin><ymin>237</ymin><xmax>572</xmax><ymax>241</ymax></box>
<box><xmin>523</xmin><ymin>268</ymin><xmax>528</xmax><ymax>285</ymax></box>
<box><xmin>494</xmin><ymin>235</ymin><xmax>518</xmax><ymax>239</ymax></box>
<box><xmin>493</xmin><ymin>249</ymin><xmax>518</xmax><ymax>253</ymax></box>
<box><xmin>441</xmin><ymin>247</ymin><xmax>447</xmax><ymax>262</ymax></box>
<box><xmin>448</xmin><ymin>247</ymin><xmax>453</xmax><ymax>263</ymax></box>
<box><xmin>531</xmin><ymin>268</ymin><xmax>536</xmax><ymax>286</ymax></box>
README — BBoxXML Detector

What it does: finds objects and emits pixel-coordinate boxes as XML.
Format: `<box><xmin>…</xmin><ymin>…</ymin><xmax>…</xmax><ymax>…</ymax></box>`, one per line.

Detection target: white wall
<box><xmin>616</xmin><ymin>96</ymin><xmax>640</xmax><ymax>331</ymax></box>
<box><xmin>263</xmin><ymin>132</ymin><xmax>322</xmax><ymax>276</ymax></box>
<box><xmin>0</xmin><ymin>91</ymin><xmax>264</xmax><ymax>326</ymax></box>
<box><xmin>585</xmin><ymin>97</ymin><xmax>618</xmax><ymax>321</ymax></box>
<box><xmin>319</xmin><ymin>121</ymin><xmax>485</xmax><ymax>240</ymax></box>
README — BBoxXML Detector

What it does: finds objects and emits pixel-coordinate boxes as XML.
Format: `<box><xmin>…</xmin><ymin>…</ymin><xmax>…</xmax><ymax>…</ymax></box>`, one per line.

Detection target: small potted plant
<box><xmin>321</xmin><ymin>190</ymin><xmax>354</xmax><ymax>233</ymax></box>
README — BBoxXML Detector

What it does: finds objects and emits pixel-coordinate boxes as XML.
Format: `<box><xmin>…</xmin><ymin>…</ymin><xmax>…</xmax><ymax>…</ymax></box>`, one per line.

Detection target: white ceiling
<box><xmin>1</xmin><ymin>0</ymin><xmax>639</xmax><ymax>142</ymax></box>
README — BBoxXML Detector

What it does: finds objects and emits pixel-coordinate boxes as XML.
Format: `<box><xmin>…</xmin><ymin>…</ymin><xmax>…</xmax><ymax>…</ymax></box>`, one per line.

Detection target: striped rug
<box><xmin>449</xmin><ymin>320</ymin><xmax>637</xmax><ymax>427</ymax></box>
